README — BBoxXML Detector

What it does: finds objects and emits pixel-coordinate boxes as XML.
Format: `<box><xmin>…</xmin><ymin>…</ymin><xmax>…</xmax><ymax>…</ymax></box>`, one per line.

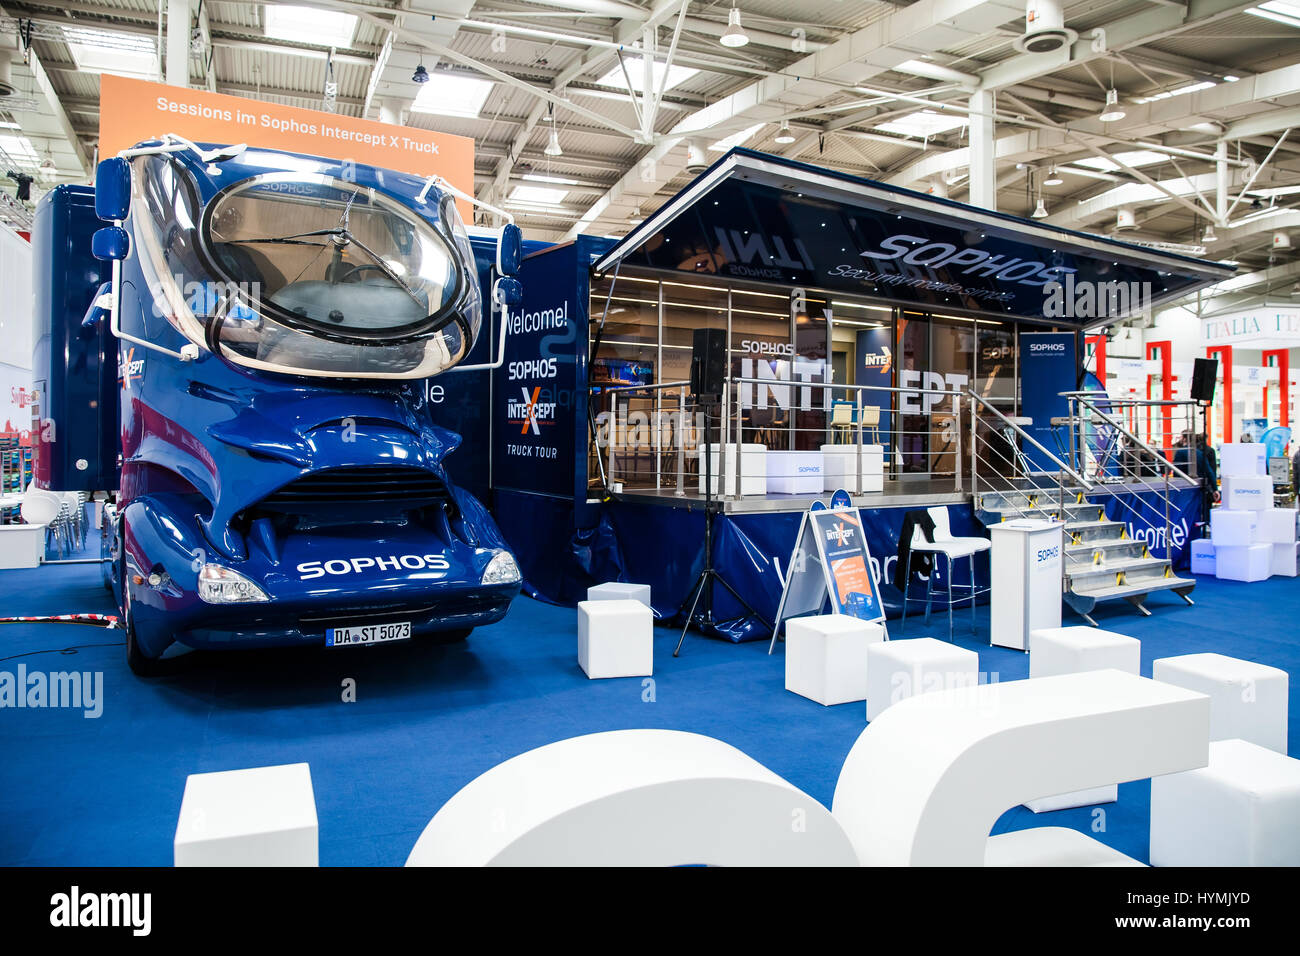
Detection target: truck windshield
<box><xmin>129</xmin><ymin>156</ymin><xmax>480</xmax><ymax>379</ymax></box>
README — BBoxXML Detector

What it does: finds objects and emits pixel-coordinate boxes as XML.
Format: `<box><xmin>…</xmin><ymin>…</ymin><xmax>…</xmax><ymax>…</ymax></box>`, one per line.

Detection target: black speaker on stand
<box><xmin>1191</xmin><ymin>357</ymin><xmax>1218</xmax><ymax>403</ymax></box>
<box><xmin>675</xmin><ymin>328</ymin><xmax>768</xmax><ymax>656</ymax></box>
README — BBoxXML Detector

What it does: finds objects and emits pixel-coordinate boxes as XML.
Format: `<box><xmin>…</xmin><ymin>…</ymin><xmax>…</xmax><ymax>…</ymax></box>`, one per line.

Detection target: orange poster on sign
<box><xmin>98</xmin><ymin>75</ymin><xmax>474</xmax><ymax>207</ymax></box>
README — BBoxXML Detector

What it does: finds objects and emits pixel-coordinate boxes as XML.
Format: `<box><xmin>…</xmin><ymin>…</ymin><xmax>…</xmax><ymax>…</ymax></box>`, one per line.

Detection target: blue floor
<box><xmin>1</xmin><ymin>560</ymin><xmax>1296</xmax><ymax>866</ymax></box>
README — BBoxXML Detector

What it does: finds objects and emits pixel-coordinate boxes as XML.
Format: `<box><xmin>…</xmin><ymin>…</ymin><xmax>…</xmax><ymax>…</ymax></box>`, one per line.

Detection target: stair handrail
<box><xmin>968</xmin><ymin>389</ymin><xmax>1093</xmax><ymax>491</ymax></box>
<box><xmin>1063</xmin><ymin>391</ymin><xmax>1197</xmax><ymax>485</ymax></box>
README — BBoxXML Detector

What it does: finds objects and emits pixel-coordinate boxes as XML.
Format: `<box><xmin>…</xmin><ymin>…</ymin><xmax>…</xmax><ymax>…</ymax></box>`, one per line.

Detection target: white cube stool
<box><xmin>1272</xmin><ymin>542</ymin><xmax>1298</xmax><ymax>578</ymax></box>
<box><xmin>1026</xmin><ymin>626</ymin><xmax>1141</xmax><ymax>812</ymax></box>
<box><xmin>1151</xmin><ymin>739</ymin><xmax>1300</xmax><ymax>866</ymax></box>
<box><xmin>1215</xmin><ymin>543</ymin><xmax>1271</xmax><ymax>582</ymax></box>
<box><xmin>865</xmin><ymin>637</ymin><xmax>979</xmax><ymax>721</ymax></box>
<box><xmin>1190</xmin><ymin>538</ymin><xmax>1215</xmax><ymax>575</ymax></box>
<box><xmin>1153</xmin><ymin>653</ymin><xmax>1288</xmax><ymax>753</ymax></box>
<box><xmin>785</xmin><ymin>615</ymin><xmax>887</xmax><ymax>706</ymax></box>
<box><xmin>175</xmin><ymin>763</ymin><xmax>318</xmax><ymax>866</ymax></box>
<box><xmin>586</xmin><ymin>581</ymin><xmax>652</xmax><ymax>610</ymax></box>
<box><xmin>577</xmin><ymin>599</ymin><xmax>653</xmax><ymax>679</ymax></box>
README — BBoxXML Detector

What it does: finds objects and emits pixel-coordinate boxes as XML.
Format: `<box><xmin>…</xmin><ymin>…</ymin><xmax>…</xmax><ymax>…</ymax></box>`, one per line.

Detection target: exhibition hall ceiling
<box><xmin>1</xmin><ymin>0</ymin><xmax>1299</xmax><ymax>309</ymax></box>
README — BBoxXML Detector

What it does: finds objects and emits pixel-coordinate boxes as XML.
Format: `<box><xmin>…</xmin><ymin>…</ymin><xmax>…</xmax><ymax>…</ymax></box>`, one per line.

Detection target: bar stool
<box><xmin>830</xmin><ymin>402</ymin><xmax>853</xmax><ymax>444</ymax></box>
<box><xmin>900</xmin><ymin>506</ymin><xmax>991</xmax><ymax>641</ymax></box>
<box><xmin>860</xmin><ymin>405</ymin><xmax>882</xmax><ymax>445</ymax></box>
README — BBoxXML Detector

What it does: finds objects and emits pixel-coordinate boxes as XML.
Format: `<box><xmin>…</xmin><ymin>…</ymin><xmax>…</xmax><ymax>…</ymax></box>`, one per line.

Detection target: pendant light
<box><xmin>774</xmin><ymin>121</ymin><xmax>796</xmax><ymax>144</ymax></box>
<box><xmin>1043</xmin><ymin>165</ymin><xmax>1063</xmax><ymax>186</ymax></box>
<box><xmin>1099</xmin><ymin>88</ymin><xmax>1125</xmax><ymax>123</ymax></box>
<box><xmin>1032</xmin><ymin>198</ymin><xmax>1049</xmax><ymax>219</ymax></box>
<box><xmin>544</xmin><ymin>126</ymin><xmax>562</xmax><ymax>157</ymax></box>
<box><xmin>720</xmin><ymin>6</ymin><xmax>749</xmax><ymax>48</ymax></box>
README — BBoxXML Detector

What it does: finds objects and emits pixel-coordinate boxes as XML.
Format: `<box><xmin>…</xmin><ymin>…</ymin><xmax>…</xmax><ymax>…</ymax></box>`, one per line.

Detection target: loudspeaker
<box><xmin>1191</xmin><ymin>357</ymin><xmax>1218</xmax><ymax>402</ymax></box>
<box><xmin>690</xmin><ymin>328</ymin><xmax>727</xmax><ymax>399</ymax></box>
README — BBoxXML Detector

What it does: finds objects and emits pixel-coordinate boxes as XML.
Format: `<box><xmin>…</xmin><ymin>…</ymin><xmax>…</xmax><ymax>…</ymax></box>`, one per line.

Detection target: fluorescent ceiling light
<box><xmin>509</xmin><ymin>185</ymin><xmax>569</xmax><ymax>205</ymax></box>
<box><xmin>63</xmin><ymin>26</ymin><xmax>158</xmax><ymax>80</ymax></box>
<box><xmin>1248</xmin><ymin>184</ymin><xmax>1300</xmax><ymax>197</ymax></box>
<box><xmin>1246</xmin><ymin>1</ymin><xmax>1300</xmax><ymax>28</ymax></box>
<box><xmin>0</xmin><ymin>121</ymin><xmax>20</xmax><ymax>130</ymax></box>
<box><xmin>708</xmin><ymin>122</ymin><xmax>765</xmax><ymax>152</ymax></box>
<box><xmin>595</xmin><ymin>60</ymin><xmax>699</xmax><ymax>96</ymax></box>
<box><xmin>264</xmin><ymin>6</ymin><xmax>358</xmax><ymax>48</ymax></box>
<box><xmin>522</xmin><ymin>173</ymin><xmax>580</xmax><ymax>185</ymax></box>
<box><xmin>1073</xmin><ymin>150</ymin><xmax>1169</xmax><ymax>172</ymax></box>
<box><xmin>411</xmin><ymin>75</ymin><xmax>494</xmax><ymax>118</ymax></box>
<box><xmin>0</xmin><ymin>134</ymin><xmax>40</xmax><ymax>168</ymax></box>
<box><xmin>873</xmin><ymin>110</ymin><xmax>965</xmax><ymax>139</ymax></box>
<box><xmin>1132</xmin><ymin>81</ymin><xmax>1215</xmax><ymax>105</ymax></box>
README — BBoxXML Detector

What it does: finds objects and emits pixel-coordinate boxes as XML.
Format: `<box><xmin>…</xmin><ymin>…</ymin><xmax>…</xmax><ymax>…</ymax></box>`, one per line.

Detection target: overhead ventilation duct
<box><xmin>0</xmin><ymin>50</ymin><xmax>15</xmax><ymax>97</ymax></box>
<box><xmin>1274</xmin><ymin>231</ymin><xmax>1292</xmax><ymax>250</ymax></box>
<box><xmin>1013</xmin><ymin>0</ymin><xmax>1077</xmax><ymax>55</ymax></box>
<box><xmin>1116</xmin><ymin>207</ymin><xmax>1137</xmax><ymax>231</ymax></box>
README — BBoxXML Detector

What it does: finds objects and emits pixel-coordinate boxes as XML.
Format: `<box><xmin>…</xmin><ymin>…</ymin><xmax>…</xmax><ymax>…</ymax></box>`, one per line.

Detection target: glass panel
<box><xmin>730</xmin><ymin>285</ymin><xmax>794</xmax><ymax>449</ymax></box>
<box><xmin>792</xmin><ymin>291</ymin><xmax>830</xmax><ymax>452</ymax></box>
<box><xmin>897</xmin><ymin>313</ymin><xmax>928</xmax><ymax>474</ymax></box>
<box><xmin>928</xmin><ymin>316</ymin><xmax>975</xmax><ymax>481</ymax></box>
<box><xmin>974</xmin><ymin>321</ymin><xmax>1019</xmax><ymax>478</ymax></box>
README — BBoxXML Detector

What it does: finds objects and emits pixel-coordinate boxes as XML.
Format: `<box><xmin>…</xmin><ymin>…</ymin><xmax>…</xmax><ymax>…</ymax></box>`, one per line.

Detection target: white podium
<box><xmin>988</xmin><ymin>518</ymin><xmax>1064</xmax><ymax>650</ymax></box>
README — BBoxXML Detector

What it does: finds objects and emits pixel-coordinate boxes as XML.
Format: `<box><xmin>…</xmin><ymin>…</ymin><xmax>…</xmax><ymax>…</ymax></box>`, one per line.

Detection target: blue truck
<box><xmin>33</xmin><ymin>136</ymin><xmax>524</xmax><ymax>674</ymax></box>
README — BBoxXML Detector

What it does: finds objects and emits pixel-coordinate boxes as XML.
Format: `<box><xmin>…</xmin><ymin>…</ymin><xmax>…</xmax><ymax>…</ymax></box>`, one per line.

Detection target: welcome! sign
<box><xmin>98</xmin><ymin>75</ymin><xmax>474</xmax><ymax>212</ymax></box>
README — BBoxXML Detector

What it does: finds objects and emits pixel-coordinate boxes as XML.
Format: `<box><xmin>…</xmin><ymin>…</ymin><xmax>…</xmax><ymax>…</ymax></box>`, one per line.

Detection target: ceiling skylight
<box><xmin>0</xmin><ymin>134</ymin><xmax>40</xmax><ymax>169</ymax></box>
<box><xmin>595</xmin><ymin>59</ymin><xmax>699</xmax><ymax>96</ymax></box>
<box><xmin>63</xmin><ymin>26</ymin><xmax>158</xmax><ymax>80</ymax></box>
<box><xmin>873</xmin><ymin>110</ymin><xmax>966</xmax><ymax>139</ymax></box>
<box><xmin>508</xmin><ymin>185</ymin><xmax>569</xmax><ymax>205</ymax></box>
<box><xmin>1245</xmin><ymin>1</ymin><xmax>1300</xmax><ymax>28</ymax></box>
<box><xmin>1132</xmin><ymin>81</ymin><xmax>1216</xmax><ymax>105</ymax></box>
<box><xmin>411</xmin><ymin>75</ymin><xmax>494</xmax><ymax>118</ymax></box>
<box><xmin>1072</xmin><ymin>150</ymin><xmax>1169</xmax><ymax>172</ymax></box>
<box><xmin>264</xmin><ymin>6</ymin><xmax>358</xmax><ymax>48</ymax></box>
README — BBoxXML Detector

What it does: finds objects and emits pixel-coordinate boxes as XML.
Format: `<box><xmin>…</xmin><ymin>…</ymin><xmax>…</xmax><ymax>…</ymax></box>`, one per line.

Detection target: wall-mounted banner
<box><xmin>495</xmin><ymin>243</ymin><xmax>583</xmax><ymax>498</ymax></box>
<box><xmin>854</xmin><ymin>327</ymin><xmax>894</xmax><ymax>444</ymax></box>
<box><xmin>98</xmin><ymin>74</ymin><xmax>474</xmax><ymax>214</ymax></box>
<box><xmin>1018</xmin><ymin>331</ymin><xmax>1078</xmax><ymax>472</ymax></box>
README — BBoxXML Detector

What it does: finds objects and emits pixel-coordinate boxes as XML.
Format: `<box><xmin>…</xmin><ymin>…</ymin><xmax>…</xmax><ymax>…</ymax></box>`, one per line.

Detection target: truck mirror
<box><xmin>493</xmin><ymin>276</ymin><xmax>523</xmax><ymax>308</ymax></box>
<box><xmin>497</xmin><ymin>223</ymin><xmax>523</xmax><ymax>277</ymax></box>
<box><xmin>95</xmin><ymin>158</ymin><xmax>132</xmax><ymax>221</ymax></box>
<box><xmin>92</xmin><ymin>226</ymin><xmax>131</xmax><ymax>261</ymax></box>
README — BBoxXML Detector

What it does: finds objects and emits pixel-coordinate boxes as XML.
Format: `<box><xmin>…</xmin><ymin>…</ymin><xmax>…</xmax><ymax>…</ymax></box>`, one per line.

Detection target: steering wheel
<box><xmin>338</xmin><ymin>264</ymin><xmax>391</xmax><ymax>283</ymax></box>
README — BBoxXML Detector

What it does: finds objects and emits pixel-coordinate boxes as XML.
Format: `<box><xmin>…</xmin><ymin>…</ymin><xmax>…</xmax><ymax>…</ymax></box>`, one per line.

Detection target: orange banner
<box><xmin>98</xmin><ymin>75</ymin><xmax>474</xmax><ymax>213</ymax></box>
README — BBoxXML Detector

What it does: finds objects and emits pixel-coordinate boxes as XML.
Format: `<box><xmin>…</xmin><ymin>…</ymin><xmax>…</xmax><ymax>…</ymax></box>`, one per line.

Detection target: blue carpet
<box><xmin>1</xmin><ymin>560</ymin><xmax>1296</xmax><ymax>866</ymax></box>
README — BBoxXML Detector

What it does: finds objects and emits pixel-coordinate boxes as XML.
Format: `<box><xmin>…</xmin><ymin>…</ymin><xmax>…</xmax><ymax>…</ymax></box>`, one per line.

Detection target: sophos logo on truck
<box><xmin>297</xmin><ymin>554</ymin><xmax>452</xmax><ymax>580</ymax></box>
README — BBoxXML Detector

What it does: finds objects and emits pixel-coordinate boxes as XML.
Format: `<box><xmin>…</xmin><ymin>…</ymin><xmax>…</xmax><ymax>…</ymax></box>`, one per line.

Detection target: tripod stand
<box><xmin>674</xmin><ymin>396</ymin><xmax>768</xmax><ymax>657</ymax></box>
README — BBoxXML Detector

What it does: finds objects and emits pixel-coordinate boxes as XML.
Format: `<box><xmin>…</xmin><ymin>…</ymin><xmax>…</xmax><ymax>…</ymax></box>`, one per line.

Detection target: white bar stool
<box><xmin>900</xmin><ymin>506</ymin><xmax>991</xmax><ymax>641</ymax></box>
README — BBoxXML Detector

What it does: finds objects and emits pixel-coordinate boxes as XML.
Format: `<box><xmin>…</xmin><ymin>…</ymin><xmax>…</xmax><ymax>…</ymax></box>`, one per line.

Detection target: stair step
<box><xmin>1067</xmin><ymin>573</ymin><xmax>1196</xmax><ymax>601</ymax></box>
<box><xmin>1067</xmin><ymin>557</ymin><xmax>1174</xmax><ymax>582</ymax></box>
<box><xmin>1064</xmin><ymin>541</ymin><xmax>1150</xmax><ymax>566</ymax></box>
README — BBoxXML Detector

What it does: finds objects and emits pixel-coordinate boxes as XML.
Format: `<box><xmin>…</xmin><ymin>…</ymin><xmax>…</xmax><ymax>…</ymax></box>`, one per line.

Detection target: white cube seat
<box><xmin>1219</xmin><ymin>442</ymin><xmax>1266</xmax><ymax>478</ymax></box>
<box><xmin>765</xmin><ymin>450</ymin><xmax>825</xmax><ymax>495</ymax></box>
<box><xmin>1153</xmin><ymin>653</ymin><xmax>1288</xmax><ymax>753</ymax></box>
<box><xmin>1222</xmin><ymin>474</ymin><xmax>1272</xmax><ymax>510</ymax></box>
<box><xmin>1151</xmin><ymin>739</ymin><xmax>1300</xmax><ymax>866</ymax></box>
<box><xmin>819</xmin><ymin>444</ymin><xmax>884</xmax><ymax>494</ymax></box>
<box><xmin>1272</xmin><ymin>542</ymin><xmax>1298</xmax><ymax>578</ymax></box>
<box><xmin>586</xmin><ymin>581</ymin><xmax>652</xmax><ymax>610</ymax></box>
<box><xmin>1190</xmin><ymin>538</ymin><xmax>1215</xmax><ymax>575</ymax></box>
<box><xmin>784</xmin><ymin>615</ymin><xmax>887</xmax><ymax>706</ymax></box>
<box><xmin>175</xmin><ymin>763</ymin><xmax>318</xmax><ymax>866</ymax></box>
<box><xmin>1210</xmin><ymin>508</ymin><xmax>1259</xmax><ymax>547</ymax></box>
<box><xmin>577</xmin><ymin>599</ymin><xmax>653</xmax><ymax>679</ymax></box>
<box><xmin>698</xmin><ymin>443</ymin><xmax>766</xmax><ymax>496</ymax></box>
<box><xmin>0</xmin><ymin>524</ymin><xmax>44</xmax><ymax>570</ymax></box>
<box><xmin>865</xmin><ymin>637</ymin><xmax>980</xmax><ymax>721</ymax></box>
<box><xmin>1025</xmin><ymin>626</ymin><xmax>1141</xmax><ymax>812</ymax></box>
<box><xmin>1215</xmin><ymin>543</ymin><xmax>1271</xmax><ymax>582</ymax></box>
<box><xmin>1259</xmin><ymin>508</ymin><xmax>1297</xmax><ymax>544</ymax></box>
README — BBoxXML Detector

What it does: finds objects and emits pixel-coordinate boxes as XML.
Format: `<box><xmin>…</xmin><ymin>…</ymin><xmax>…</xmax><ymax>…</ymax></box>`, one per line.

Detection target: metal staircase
<box><xmin>967</xmin><ymin>390</ymin><xmax>1199</xmax><ymax>626</ymax></box>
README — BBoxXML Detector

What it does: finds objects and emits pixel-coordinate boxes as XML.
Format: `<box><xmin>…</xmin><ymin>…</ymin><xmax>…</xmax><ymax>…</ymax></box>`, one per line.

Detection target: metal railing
<box><xmin>587</xmin><ymin>377</ymin><xmax>962</xmax><ymax>499</ymax></box>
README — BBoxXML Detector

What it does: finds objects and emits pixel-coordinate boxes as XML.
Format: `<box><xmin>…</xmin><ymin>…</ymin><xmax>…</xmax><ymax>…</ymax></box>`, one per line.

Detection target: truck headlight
<box><xmin>198</xmin><ymin>564</ymin><xmax>271</xmax><ymax>604</ymax></box>
<box><xmin>481</xmin><ymin>550</ymin><xmax>521</xmax><ymax>586</ymax></box>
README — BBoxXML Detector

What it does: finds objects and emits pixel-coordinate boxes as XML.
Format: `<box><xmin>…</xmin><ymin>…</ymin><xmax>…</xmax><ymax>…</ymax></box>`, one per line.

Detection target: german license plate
<box><xmin>325</xmin><ymin>621</ymin><xmax>411</xmax><ymax>647</ymax></box>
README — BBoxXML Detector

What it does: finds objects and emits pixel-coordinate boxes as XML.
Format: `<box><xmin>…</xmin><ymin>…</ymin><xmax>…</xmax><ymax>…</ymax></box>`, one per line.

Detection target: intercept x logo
<box><xmin>827</xmin><ymin>521</ymin><xmax>852</xmax><ymax>547</ymax></box>
<box><xmin>519</xmin><ymin>386</ymin><xmax>540</xmax><ymax>435</ymax></box>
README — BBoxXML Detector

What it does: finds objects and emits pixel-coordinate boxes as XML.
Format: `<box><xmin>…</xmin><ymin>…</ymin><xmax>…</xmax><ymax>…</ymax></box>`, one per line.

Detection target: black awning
<box><xmin>594</xmin><ymin>148</ymin><xmax>1234</xmax><ymax>328</ymax></box>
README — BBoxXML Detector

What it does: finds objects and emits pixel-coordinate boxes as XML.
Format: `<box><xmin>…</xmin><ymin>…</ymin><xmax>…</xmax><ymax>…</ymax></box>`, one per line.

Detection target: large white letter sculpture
<box><xmin>831</xmin><ymin>670</ymin><xmax>1210</xmax><ymax>866</ymax></box>
<box><xmin>406</xmin><ymin>729</ymin><xmax>860</xmax><ymax>866</ymax></box>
